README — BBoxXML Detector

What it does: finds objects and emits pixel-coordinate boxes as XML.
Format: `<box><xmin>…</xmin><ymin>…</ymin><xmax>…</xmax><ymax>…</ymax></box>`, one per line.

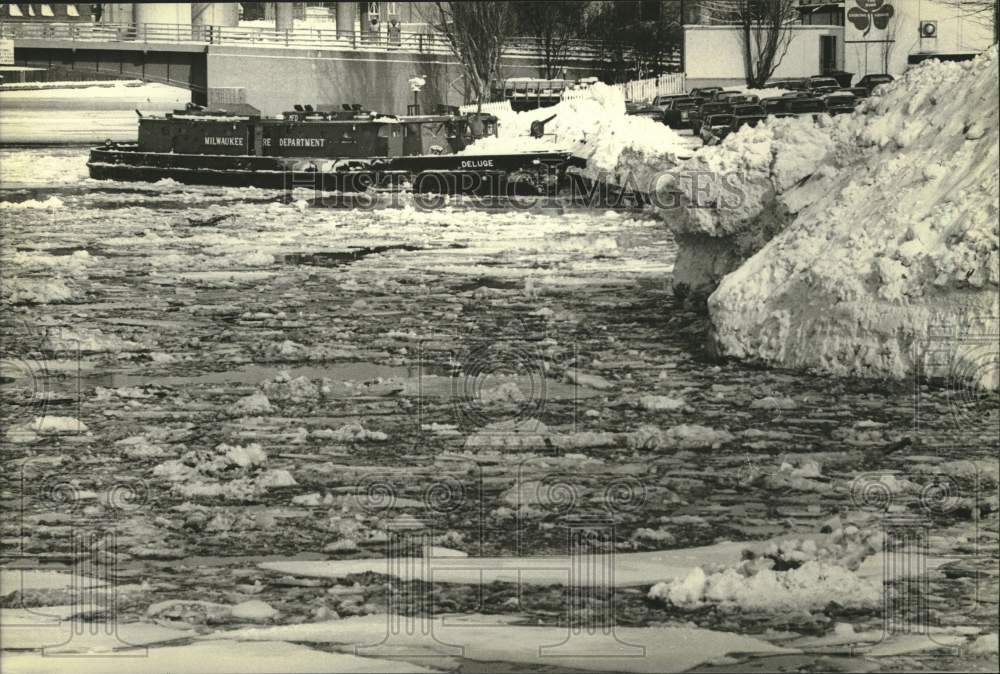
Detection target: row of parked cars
<box><xmin>628</xmin><ymin>74</ymin><xmax>894</xmax><ymax>145</ymax></box>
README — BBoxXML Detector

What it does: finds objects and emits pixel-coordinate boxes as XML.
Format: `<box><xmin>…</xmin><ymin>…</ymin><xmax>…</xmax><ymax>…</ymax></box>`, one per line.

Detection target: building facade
<box><xmin>684</xmin><ymin>0</ymin><xmax>995</xmax><ymax>88</ymax></box>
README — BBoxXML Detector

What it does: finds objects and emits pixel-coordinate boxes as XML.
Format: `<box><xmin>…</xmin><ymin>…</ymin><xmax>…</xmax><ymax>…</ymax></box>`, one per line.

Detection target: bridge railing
<box><xmin>0</xmin><ymin>21</ymin><xmax>619</xmax><ymax>60</ymax></box>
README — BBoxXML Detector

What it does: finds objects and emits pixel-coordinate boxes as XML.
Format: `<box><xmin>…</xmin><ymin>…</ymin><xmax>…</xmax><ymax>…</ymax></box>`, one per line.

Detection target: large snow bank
<box><xmin>707</xmin><ymin>49</ymin><xmax>999</xmax><ymax>389</ymax></box>
<box><xmin>655</xmin><ymin>49</ymin><xmax>998</xmax><ymax>388</ymax></box>
<box><xmin>654</xmin><ymin>112</ymin><xmax>844</xmax><ymax>299</ymax></box>
<box><xmin>462</xmin><ymin>83</ymin><xmax>693</xmax><ymax>189</ymax></box>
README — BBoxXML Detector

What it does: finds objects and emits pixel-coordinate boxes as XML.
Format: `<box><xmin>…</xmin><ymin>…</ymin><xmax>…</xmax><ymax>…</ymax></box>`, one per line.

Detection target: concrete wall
<box><xmin>685</xmin><ymin>25</ymin><xmax>844</xmax><ymax>83</ymax></box>
<box><xmin>205</xmin><ymin>46</ymin><xmax>608</xmax><ymax>116</ymax></box>
<box><xmin>133</xmin><ymin>3</ymin><xmax>192</xmax><ymax>26</ymax></box>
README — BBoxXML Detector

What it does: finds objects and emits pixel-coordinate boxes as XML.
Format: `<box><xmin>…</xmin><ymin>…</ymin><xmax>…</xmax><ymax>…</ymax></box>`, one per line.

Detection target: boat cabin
<box><xmin>136</xmin><ymin>103</ymin><xmax>497</xmax><ymax>159</ymax></box>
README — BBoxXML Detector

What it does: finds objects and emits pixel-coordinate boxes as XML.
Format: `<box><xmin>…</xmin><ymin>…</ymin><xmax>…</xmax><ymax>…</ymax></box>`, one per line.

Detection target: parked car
<box><xmin>767</xmin><ymin>79</ymin><xmax>808</xmax><ymax>91</ymax></box>
<box><xmin>650</xmin><ymin>94</ymin><xmax>690</xmax><ymax>112</ymax></box>
<box><xmin>689</xmin><ymin>101</ymin><xmax>733</xmax><ymax>135</ymax></box>
<box><xmin>823</xmin><ymin>91</ymin><xmax>856</xmax><ymax>115</ymax></box>
<box><xmin>762</xmin><ymin>97</ymin><xmax>790</xmax><ymax>115</ymax></box>
<box><xmin>689</xmin><ymin>86</ymin><xmax>724</xmax><ymax>100</ymax></box>
<box><xmin>700</xmin><ymin>113</ymin><xmax>735</xmax><ymax>145</ymax></box>
<box><xmin>731</xmin><ymin>104</ymin><xmax>768</xmax><ymax>131</ymax></box>
<box><xmin>805</xmin><ymin>77</ymin><xmax>841</xmax><ymax>95</ymax></box>
<box><xmin>856</xmin><ymin>73</ymin><xmax>894</xmax><ymax>95</ymax></box>
<box><xmin>845</xmin><ymin>86</ymin><xmax>870</xmax><ymax>100</ymax></box>
<box><xmin>712</xmin><ymin>90</ymin><xmax>745</xmax><ymax>102</ymax></box>
<box><xmin>727</xmin><ymin>94</ymin><xmax>760</xmax><ymax>106</ymax></box>
<box><xmin>627</xmin><ymin>104</ymin><xmax>666</xmax><ymax>122</ymax></box>
<box><xmin>662</xmin><ymin>97</ymin><xmax>700</xmax><ymax>129</ymax></box>
<box><xmin>784</xmin><ymin>97</ymin><xmax>827</xmax><ymax>119</ymax></box>
<box><xmin>732</xmin><ymin>104</ymin><xmax>766</xmax><ymax>118</ymax></box>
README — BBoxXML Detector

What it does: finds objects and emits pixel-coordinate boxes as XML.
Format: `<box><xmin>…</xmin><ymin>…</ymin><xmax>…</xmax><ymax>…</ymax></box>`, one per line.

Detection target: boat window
<box><xmin>67</xmin><ymin>4</ymin><xmax>80</xmax><ymax>17</ymax></box>
<box><xmin>8</xmin><ymin>4</ymin><xmax>23</xmax><ymax>16</ymax></box>
<box><xmin>41</xmin><ymin>4</ymin><xmax>55</xmax><ymax>17</ymax></box>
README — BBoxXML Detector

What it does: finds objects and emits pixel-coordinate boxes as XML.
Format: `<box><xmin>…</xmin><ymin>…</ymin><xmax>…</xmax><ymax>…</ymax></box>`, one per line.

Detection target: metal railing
<box><xmin>0</xmin><ymin>21</ymin><xmax>618</xmax><ymax>60</ymax></box>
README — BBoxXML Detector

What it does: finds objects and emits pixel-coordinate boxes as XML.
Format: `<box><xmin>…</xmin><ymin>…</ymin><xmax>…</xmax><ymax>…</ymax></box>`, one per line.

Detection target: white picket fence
<box><xmin>615</xmin><ymin>72</ymin><xmax>687</xmax><ymax>102</ymax></box>
<box><xmin>561</xmin><ymin>73</ymin><xmax>687</xmax><ymax>103</ymax></box>
<box><xmin>459</xmin><ymin>72</ymin><xmax>686</xmax><ymax>113</ymax></box>
<box><xmin>458</xmin><ymin>100</ymin><xmax>516</xmax><ymax>115</ymax></box>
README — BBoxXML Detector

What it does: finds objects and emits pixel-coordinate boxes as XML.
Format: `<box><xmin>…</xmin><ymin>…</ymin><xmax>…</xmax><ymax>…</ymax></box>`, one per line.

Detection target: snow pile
<box><xmin>649</xmin><ymin>559</ymin><xmax>880</xmax><ymax>611</ymax></box>
<box><xmin>736</xmin><ymin>86</ymin><xmax>794</xmax><ymax>99</ymax></box>
<box><xmin>462</xmin><ymin>83</ymin><xmax>692</xmax><ymax>189</ymax></box>
<box><xmin>11</xmin><ymin>249</ymin><xmax>94</xmax><ymax>275</ymax></box>
<box><xmin>629</xmin><ymin>423</ymin><xmax>734</xmax><ymax>450</ymax></box>
<box><xmin>0</xmin><ymin>196</ymin><xmax>64</xmax><ymax>209</ymax></box>
<box><xmin>43</xmin><ymin>326</ymin><xmax>143</xmax><ymax>352</ymax></box>
<box><xmin>464</xmin><ymin>418</ymin><xmax>550</xmax><ymax>450</ymax></box>
<box><xmin>650</xmin><ymin>525</ymin><xmax>886</xmax><ymax>612</ymax></box>
<box><xmin>259</xmin><ymin>370</ymin><xmax>323</xmax><ymax>402</ymax></box>
<box><xmin>2</xmin><ymin>250</ymin><xmax>95</xmax><ymax>304</ymax></box>
<box><xmin>708</xmin><ymin>49</ymin><xmax>999</xmax><ymax>388</ymax></box>
<box><xmin>655</xmin><ymin>114</ymin><xmax>843</xmax><ymax>298</ymax></box>
<box><xmin>232</xmin><ymin>391</ymin><xmax>273</xmax><ymax>415</ymax></box>
<box><xmin>0</xmin><ymin>79</ymin><xmax>143</xmax><ymax>91</ymax></box>
<box><xmin>2</xmin><ymin>278</ymin><xmax>78</xmax><ymax>304</ymax></box>
<box><xmin>152</xmin><ymin>442</ymin><xmax>296</xmax><ymax>501</ymax></box>
<box><xmin>639</xmin><ymin>395</ymin><xmax>691</xmax><ymax>412</ymax></box>
<box><xmin>26</xmin><ymin>416</ymin><xmax>88</xmax><ymax>434</ymax></box>
<box><xmin>115</xmin><ymin>435</ymin><xmax>168</xmax><ymax>459</ymax></box>
<box><xmin>968</xmin><ymin>633</ymin><xmax>999</xmax><ymax>657</ymax></box>
<box><xmin>312</xmin><ymin>422</ymin><xmax>388</xmax><ymax>443</ymax></box>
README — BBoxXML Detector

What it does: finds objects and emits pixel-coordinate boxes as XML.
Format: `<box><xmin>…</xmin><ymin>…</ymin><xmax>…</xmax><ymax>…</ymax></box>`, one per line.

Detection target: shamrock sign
<box><xmin>847</xmin><ymin>0</ymin><xmax>894</xmax><ymax>36</ymax></box>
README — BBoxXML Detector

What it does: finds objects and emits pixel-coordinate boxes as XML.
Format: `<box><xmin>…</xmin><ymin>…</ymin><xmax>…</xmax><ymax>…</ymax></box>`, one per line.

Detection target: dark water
<box><xmin>1</xmin><ymin>146</ymin><xmax>996</xmax><ymax>672</ymax></box>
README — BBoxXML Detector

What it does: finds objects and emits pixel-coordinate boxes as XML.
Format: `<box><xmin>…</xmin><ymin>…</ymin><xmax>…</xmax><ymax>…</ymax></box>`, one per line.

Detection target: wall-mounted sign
<box><xmin>0</xmin><ymin>39</ymin><xmax>14</xmax><ymax>65</ymax></box>
<box><xmin>847</xmin><ymin>0</ymin><xmax>894</xmax><ymax>36</ymax></box>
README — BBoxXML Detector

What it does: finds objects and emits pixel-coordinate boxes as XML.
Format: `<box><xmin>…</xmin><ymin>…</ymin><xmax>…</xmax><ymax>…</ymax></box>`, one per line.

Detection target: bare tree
<box><xmin>734</xmin><ymin>0</ymin><xmax>799</xmax><ymax>88</ymax></box>
<box><xmin>697</xmin><ymin>0</ymin><xmax>799</xmax><ymax>87</ymax></box>
<box><xmin>511</xmin><ymin>2</ymin><xmax>587</xmax><ymax>79</ymax></box>
<box><xmin>938</xmin><ymin>1</ymin><xmax>999</xmax><ymax>45</ymax></box>
<box><xmin>432</xmin><ymin>1</ymin><xmax>514</xmax><ymax>112</ymax></box>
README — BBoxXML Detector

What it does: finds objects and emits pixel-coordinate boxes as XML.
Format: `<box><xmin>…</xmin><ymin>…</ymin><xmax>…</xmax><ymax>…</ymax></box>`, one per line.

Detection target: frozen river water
<box><xmin>1</xmin><ymin>145</ymin><xmax>997</xmax><ymax>672</ymax></box>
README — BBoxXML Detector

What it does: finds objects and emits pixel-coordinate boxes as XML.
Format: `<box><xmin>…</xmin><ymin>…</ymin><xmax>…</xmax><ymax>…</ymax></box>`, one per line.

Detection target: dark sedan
<box><xmin>856</xmin><ymin>74</ymin><xmax>894</xmax><ymax>95</ymax></box>
<box><xmin>662</xmin><ymin>98</ymin><xmax>700</xmax><ymax>129</ymax></box>
<box><xmin>805</xmin><ymin>77</ymin><xmax>841</xmax><ymax>95</ymax></box>
<box><xmin>700</xmin><ymin>113</ymin><xmax>735</xmax><ymax>145</ymax></box>
<box><xmin>823</xmin><ymin>92</ymin><xmax>857</xmax><ymax>115</ymax></box>
<box><xmin>689</xmin><ymin>101</ymin><xmax>733</xmax><ymax>135</ymax></box>
<box><xmin>731</xmin><ymin>104</ymin><xmax>768</xmax><ymax>131</ymax></box>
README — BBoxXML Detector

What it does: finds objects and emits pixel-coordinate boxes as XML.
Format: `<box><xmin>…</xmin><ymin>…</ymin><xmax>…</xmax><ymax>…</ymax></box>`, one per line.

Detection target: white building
<box><xmin>684</xmin><ymin>0</ymin><xmax>995</xmax><ymax>88</ymax></box>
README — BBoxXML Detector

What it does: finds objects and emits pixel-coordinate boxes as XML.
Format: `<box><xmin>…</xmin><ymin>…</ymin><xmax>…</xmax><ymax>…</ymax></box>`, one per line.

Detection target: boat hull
<box><xmin>87</xmin><ymin>146</ymin><xmax>584</xmax><ymax>194</ymax></box>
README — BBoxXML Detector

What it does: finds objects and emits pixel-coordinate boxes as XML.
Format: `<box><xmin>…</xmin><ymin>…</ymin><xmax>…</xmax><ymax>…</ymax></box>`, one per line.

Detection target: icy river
<box><xmin>1</xmin><ymin>145</ymin><xmax>997</xmax><ymax>673</ymax></box>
